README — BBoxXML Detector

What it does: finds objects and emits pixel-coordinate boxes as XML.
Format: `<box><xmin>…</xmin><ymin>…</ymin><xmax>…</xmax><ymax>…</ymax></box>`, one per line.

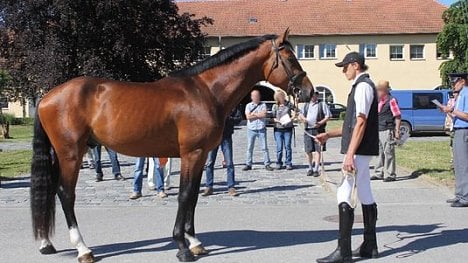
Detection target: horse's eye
<box><xmin>287</xmin><ymin>56</ymin><xmax>296</xmax><ymax>63</ymax></box>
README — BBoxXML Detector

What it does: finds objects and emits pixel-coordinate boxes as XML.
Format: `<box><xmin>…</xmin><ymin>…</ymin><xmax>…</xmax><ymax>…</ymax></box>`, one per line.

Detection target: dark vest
<box><xmin>341</xmin><ymin>74</ymin><xmax>379</xmax><ymax>156</ymax></box>
<box><xmin>378</xmin><ymin>95</ymin><xmax>396</xmax><ymax>131</ymax></box>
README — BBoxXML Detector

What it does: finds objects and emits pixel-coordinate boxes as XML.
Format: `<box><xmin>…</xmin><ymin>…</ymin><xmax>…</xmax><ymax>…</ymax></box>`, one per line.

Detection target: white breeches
<box><xmin>337</xmin><ymin>155</ymin><xmax>375</xmax><ymax>205</ymax></box>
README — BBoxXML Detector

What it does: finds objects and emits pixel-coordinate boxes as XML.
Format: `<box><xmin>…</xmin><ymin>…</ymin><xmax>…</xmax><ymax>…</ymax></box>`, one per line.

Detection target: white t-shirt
<box><xmin>352</xmin><ymin>73</ymin><xmax>374</xmax><ymax>118</ymax></box>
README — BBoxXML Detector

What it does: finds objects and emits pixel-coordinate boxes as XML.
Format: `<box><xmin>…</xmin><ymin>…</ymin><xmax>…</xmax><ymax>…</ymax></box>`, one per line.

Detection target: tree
<box><xmin>0</xmin><ymin>0</ymin><xmax>212</xmax><ymax>100</ymax></box>
<box><xmin>437</xmin><ymin>1</ymin><xmax>468</xmax><ymax>85</ymax></box>
<box><xmin>0</xmin><ymin>69</ymin><xmax>11</xmax><ymax>138</ymax></box>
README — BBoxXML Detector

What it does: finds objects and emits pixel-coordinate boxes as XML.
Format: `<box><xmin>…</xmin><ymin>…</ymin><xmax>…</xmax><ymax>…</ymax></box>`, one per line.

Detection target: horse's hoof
<box><xmin>78</xmin><ymin>252</ymin><xmax>95</xmax><ymax>263</ymax></box>
<box><xmin>176</xmin><ymin>248</ymin><xmax>196</xmax><ymax>262</ymax></box>
<box><xmin>39</xmin><ymin>244</ymin><xmax>57</xmax><ymax>254</ymax></box>
<box><xmin>190</xmin><ymin>245</ymin><xmax>209</xmax><ymax>256</ymax></box>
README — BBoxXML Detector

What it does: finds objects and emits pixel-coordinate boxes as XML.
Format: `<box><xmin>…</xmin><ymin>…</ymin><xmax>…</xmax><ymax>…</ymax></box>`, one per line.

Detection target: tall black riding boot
<box><xmin>352</xmin><ymin>203</ymin><xmax>378</xmax><ymax>258</ymax></box>
<box><xmin>316</xmin><ymin>202</ymin><xmax>354</xmax><ymax>263</ymax></box>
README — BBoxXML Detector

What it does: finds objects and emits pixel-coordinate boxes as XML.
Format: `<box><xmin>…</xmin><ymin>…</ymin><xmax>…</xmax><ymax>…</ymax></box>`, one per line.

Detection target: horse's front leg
<box><xmin>174</xmin><ymin>149</ymin><xmax>207</xmax><ymax>262</ymax></box>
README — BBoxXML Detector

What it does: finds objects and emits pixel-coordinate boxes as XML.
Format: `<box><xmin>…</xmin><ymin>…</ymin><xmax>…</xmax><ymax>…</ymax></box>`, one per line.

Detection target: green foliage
<box><xmin>339</xmin><ymin>111</ymin><xmax>346</xmax><ymax>120</ymax></box>
<box><xmin>436</xmin><ymin>2</ymin><xmax>468</xmax><ymax>85</ymax></box>
<box><xmin>0</xmin><ymin>113</ymin><xmax>14</xmax><ymax>124</ymax></box>
<box><xmin>0</xmin><ymin>0</ymin><xmax>212</xmax><ymax>101</ymax></box>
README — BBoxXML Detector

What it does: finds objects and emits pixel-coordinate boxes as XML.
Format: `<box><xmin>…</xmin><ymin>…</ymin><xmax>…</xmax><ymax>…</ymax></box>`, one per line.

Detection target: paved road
<box><xmin>0</xmin><ymin>126</ymin><xmax>466</xmax><ymax>263</ymax></box>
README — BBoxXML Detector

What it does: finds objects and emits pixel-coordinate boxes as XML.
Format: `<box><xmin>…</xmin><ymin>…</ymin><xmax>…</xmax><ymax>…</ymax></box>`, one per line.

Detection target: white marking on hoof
<box><xmin>40</xmin><ymin>238</ymin><xmax>53</xmax><ymax>249</ymax></box>
<box><xmin>184</xmin><ymin>233</ymin><xmax>202</xmax><ymax>249</ymax></box>
<box><xmin>70</xmin><ymin>227</ymin><xmax>92</xmax><ymax>257</ymax></box>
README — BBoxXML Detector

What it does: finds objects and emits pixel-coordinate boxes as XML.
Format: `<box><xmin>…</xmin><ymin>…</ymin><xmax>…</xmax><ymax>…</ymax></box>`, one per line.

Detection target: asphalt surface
<box><xmin>0</xmin><ymin>126</ymin><xmax>466</xmax><ymax>263</ymax></box>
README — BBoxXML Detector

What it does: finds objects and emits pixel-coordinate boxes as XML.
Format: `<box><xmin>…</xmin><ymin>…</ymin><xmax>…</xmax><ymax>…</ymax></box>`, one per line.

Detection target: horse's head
<box><xmin>263</xmin><ymin>28</ymin><xmax>313</xmax><ymax>103</ymax></box>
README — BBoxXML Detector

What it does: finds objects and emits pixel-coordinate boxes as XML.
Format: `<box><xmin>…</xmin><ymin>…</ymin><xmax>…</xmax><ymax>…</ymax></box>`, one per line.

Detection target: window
<box><xmin>198</xmin><ymin>46</ymin><xmax>211</xmax><ymax>60</ymax></box>
<box><xmin>296</xmin><ymin>44</ymin><xmax>315</xmax><ymax>59</ymax></box>
<box><xmin>0</xmin><ymin>97</ymin><xmax>7</xmax><ymax>109</ymax></box>
<box><xmin>359</xmin><ymin>44</ymin><xmax>377</xmax><ymax>58</ymax></box>
<box><xmin>412</xmin><ymin>93</ymin><xmax>443</xmax><ymax>110</ymax></box>
<box><xmin>319</xmin><ymin>44</ymin><xmax>336</xmax><ymax>59</ymax></box>
<box><xmin>389</xmin><ymin>45</ymin><xmax>404</xmax><ymax>60</ymax></box>
<box><xmin>410</xmin><ymin>45</ymin><xmax>424</xmax><ymax>60</ymax></box>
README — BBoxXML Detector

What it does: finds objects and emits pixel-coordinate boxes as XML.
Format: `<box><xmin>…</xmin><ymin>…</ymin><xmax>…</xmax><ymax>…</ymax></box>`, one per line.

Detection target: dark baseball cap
<box><xmin>448</xmin><ymin>72</ymin><xmax>468</xmax><ymax>83</ymax></box>
<box><xmin>335</xmin><ymin>52</ymin><xmax>366</xmax><ymax>68</ymax></box>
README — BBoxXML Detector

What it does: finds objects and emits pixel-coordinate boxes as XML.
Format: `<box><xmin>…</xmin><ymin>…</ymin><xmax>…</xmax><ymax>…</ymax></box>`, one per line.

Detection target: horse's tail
<box><xmin>30</xmin><ymin>111</ymin><xmax>59</xmax><ymax>240</ymax></box>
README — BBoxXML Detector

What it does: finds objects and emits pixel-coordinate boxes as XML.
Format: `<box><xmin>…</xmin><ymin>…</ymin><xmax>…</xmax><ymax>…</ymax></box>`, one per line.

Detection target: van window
<box><xmin>412</xmin><ymin>93</ymin><xmax>443</xmax><ymax>110</ymax></box>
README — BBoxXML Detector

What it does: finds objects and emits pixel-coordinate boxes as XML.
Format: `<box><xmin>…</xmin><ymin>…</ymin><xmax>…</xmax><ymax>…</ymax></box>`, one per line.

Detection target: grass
<box><xmin>0</xmin><ymin>150</ymin><xmax>32</xmax><ymax>178</ymax></box>
<box><xmin>396</xmin><ymin>140</ymin><xmax>454</xmax><ymax>181</ymax></box>
<box><xmin>326</xmin><ymin>119</ymin><xmax>343</xmax><ymax>131</ymax></box>
<box><xmin>0</xmin><ymin>124</ymin><xmax>34</xmax><ymax>142</ymax></box>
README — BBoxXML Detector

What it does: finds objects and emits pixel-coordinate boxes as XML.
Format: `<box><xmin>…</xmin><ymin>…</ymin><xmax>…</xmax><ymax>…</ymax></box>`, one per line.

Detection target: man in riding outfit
<box><xmin>316</xmin><ymin>52</ymin><xmax>379</xmax><ymax>263</ymax></box>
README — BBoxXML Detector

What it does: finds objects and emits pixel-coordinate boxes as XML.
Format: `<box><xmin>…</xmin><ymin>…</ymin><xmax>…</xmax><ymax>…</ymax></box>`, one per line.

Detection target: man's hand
<box><xmin>440</xmin><ymin>105</ymin><xmax>454</xmax><ymax>114</ymax></box>
<box><xmin>343</xmin><ymin>153</ymin><xmax>355</xmax><ymax>172</ymax></box>
<box><xmin>315</xmin><ymin>132</ymin><xmax>329</xmax><ymax>145</ymax></box>
<box><xmin>394</xmin><ymin>130</ymin><xmax>401</xmax><ymax>140</ymax></box>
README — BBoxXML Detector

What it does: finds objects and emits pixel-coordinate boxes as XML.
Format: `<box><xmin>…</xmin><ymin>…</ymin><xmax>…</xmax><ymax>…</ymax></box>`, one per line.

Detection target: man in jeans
<box><xmin>372</xmin><ymin>80</ymin><xmax>401</xmax><ymax>182</ymax></box>
<box><xmin>202</xmin><ymin>108</ymin><xmax>241</xmax><ymax>197</ymax></box>
<box><xmin>130</xmin><ymin>157</ymin><xmax>167</xmax><ymax>200</ymax></box>
<box><xmin>93</xmin><ymin>144</ymin><xmax>123</xmax><ymax>182</ymax></box>
<box><xmin>243</xmin><ymin>90</ymin><xmax>274</xmax><ymax>171</ymax></box>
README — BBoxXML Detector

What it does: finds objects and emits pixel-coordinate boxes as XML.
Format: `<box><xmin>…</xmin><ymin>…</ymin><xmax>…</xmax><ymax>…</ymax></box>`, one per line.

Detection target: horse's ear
<box><xmin>279</xmin><ymin>28</ymin><xmax>290</xmax><ymax>44</ymax></box>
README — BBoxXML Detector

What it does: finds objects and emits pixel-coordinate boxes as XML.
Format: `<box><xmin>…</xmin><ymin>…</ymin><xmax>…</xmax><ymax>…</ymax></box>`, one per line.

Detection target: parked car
<box><xmin>390</xmin><ymin>89</ymin><xmax>452</xmax><ymax>138</ymax></box>
<box><xmin>327</xmin><ymin>103</ymin><xmax>347</xmax><ymax>119</ymax></box>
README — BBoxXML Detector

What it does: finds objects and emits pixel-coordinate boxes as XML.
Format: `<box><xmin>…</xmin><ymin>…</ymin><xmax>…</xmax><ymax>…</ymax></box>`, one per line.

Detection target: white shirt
<box><xmin>352</xmin><ymin>73</ymin><xmax>374</xmax><ymax>118</ymax></box>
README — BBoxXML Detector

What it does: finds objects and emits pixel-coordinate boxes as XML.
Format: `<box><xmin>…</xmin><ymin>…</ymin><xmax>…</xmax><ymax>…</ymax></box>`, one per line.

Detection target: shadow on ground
<box><xmin>57</xmin><ymin>223</ymin><xmax>467</xmax><ymax>261</ymax></box>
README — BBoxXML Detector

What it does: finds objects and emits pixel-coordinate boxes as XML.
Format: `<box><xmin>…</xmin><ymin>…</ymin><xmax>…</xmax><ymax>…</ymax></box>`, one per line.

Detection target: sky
<box><xmin>438</xmin><ymin>0</ymin><xmax>459</xmax><ymax>6</ymax></box>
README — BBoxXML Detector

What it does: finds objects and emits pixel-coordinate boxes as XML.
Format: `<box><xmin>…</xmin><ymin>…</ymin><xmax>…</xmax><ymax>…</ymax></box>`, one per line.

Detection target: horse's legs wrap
<box><xmin>174</xmin><ymin>149</ymin><xmax>207</xmax><ymax>261</ymax></box>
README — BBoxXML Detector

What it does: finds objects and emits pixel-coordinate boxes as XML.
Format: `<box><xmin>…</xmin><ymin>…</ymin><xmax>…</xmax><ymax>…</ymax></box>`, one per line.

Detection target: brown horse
<box><xmin>30</xmin><ymin>29</ymin><xmax>313</xmax><ymax>262</ymax></box>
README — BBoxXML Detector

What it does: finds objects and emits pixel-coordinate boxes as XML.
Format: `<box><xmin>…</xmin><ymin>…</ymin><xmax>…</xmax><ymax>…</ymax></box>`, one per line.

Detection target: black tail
<box><xmin>30</xmin><ymin>112</ymin><xmax>59</xmax><ymax>240</ymax></box>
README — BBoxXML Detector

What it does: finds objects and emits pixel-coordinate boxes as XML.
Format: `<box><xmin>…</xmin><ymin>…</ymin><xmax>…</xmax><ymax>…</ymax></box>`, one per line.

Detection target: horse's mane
<box><xmin>170</xmin><ymin>34</ymin><xmax>279</xmax><ymax>77</ymax></box>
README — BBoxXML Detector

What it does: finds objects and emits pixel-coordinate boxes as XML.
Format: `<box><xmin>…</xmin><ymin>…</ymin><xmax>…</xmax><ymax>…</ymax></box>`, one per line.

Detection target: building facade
<box><xmin>178</xmin><ymin>0</ymin><xmax>449</xmax><ymax>104</ymax></box>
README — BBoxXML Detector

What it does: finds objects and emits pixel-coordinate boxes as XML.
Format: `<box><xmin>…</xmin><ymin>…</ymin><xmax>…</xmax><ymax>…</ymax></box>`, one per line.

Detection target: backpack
<box><xmin>303</xmin><ymin>101</ymin><xmax>327</xmax><ymax>133</ymax></box>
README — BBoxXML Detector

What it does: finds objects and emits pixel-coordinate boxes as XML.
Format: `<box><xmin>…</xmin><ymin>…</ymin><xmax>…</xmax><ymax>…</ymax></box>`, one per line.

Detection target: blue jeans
<box><xmin>274</xmin><ymin>129</ymin><xmax>293</xmax><ymax>166</ymax></box>
<box><xmin>205</xmin><ymin>136</ymin><xmax>235</xmax><ymax>189</ymax></box>
<box><xmin>246</xmin><ymin>128</ymin><xmax>271</xmax><ymax>166</ymax></box>
<box><xmin>133</xmin><ymin>157</ymin><xmax>164</xmax><ymax>193</ymax></box>
<box><xmin>93</xmin><ymin>146</ymin><xmax>121</xmax><ymax>175</ymax></box>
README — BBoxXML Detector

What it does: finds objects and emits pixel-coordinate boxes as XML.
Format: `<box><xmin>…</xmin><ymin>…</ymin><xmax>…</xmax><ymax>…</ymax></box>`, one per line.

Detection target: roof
<box><xmin>177</xmin><ymin>0</ymin><xmax>446</xmax><ymax>37</ymax></box>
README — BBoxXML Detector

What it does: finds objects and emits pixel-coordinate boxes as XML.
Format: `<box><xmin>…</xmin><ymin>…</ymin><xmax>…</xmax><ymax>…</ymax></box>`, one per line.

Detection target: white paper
<box><xmin>431</xmin><ymin>99</ymin><xmax>443</xmax><ymax>108</ymax></box>
<box><xmin>279</xmin><ymin>114</ymin><xmax>291</xmax><ymax>125</ymax></box>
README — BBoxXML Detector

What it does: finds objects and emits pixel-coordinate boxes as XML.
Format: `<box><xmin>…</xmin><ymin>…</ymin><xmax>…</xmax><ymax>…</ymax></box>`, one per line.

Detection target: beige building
<box><xmin>178</xmin><ymin>0</ymin><xmax>449</xmax><ymax>104</ymax></box>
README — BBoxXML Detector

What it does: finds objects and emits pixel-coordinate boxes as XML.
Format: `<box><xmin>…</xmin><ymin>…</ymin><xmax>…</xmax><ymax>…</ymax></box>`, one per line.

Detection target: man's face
<box><xmin>377</xmin><ymin>83</ymin><xmax>389</xmax><ymax>99</ymax></box>
<box><xmin>453</xmin><ymin>79</ymin><xmax>466</xmax><ymax>92</ymax></box>
<box><xmin>342</xmin><ymin>62</ymin><xmax>358</xmax><ymax>81</ymax></box>
<box><xmin>311</xmin><ymin>94</ymin><xmax>318</xmax><ymax>102</ymax></box>
<box><xmin>251</xmin><ymin>90</ymin><xmax>261</xmax><ymax>103</ymax></box>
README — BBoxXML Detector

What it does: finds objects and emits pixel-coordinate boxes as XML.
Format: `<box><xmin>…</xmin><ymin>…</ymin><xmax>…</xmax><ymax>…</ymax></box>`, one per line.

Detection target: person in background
<box><xmin>299</xmin><ymin>91</ymin><xmax>331</xmax><ymax>177</ymax></box>
<box><xmin>441</xmin><ymin>72</ymin><xmax>468</xmax><ymax>208</ymax></box>
<box><xmin>148</xmin><ymin>157</ymin><xmax>172</xmax><ymax>191</ymax></box>
<box><xmin>444</xmin><ymin>91</ymin><xmax>459</xmax><ymax>170</ymax></box>
<box><xmin>372</xmin><ymin>80</ymin><xmax>401</xmax><ymax>182</ymax></box>
<box><xmin>93</xmin><ymin>144</ymin><xmax>123</xmax><ymax>182</ymax></box>
<box><xmin>130</xmin><ymin>157</ymin><xmax>167</xmax><ymax>200</ymax></box>
<box><xmin>81</xmin><ymin>147</ymin><xmax>95</xmax><ymax>169</ymax></box>
<box><xmin>243</xmin><ymin>90</ymin><xmax>274</xmax><ymax>171</ymax></box>
<box><xmin>316</xmin><ymin>52</ymin><xmax>380</xmax><ymax>263</ymax></box>
<box><xmin>202</xmin><ymin>108</ymin><xmax>242</xmax><ymax>197</ymax></box>
<box><xmin>272</xmin><ymin>90</ymin><xmax>295</xmax><ymax>170</ymax></box>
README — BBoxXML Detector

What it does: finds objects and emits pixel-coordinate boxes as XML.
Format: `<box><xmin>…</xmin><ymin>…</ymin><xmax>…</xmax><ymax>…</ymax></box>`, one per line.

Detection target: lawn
<box><xmin>396</xmin><ymin>140</ymin><xmax>454</xmax><ymax>182</ymax></box>
<box><xmin>0</xmin><ymin>150</ymin><xmax>32</xmax><ymax>178</ymax></box>
<box><xmin>0</xmin><ymin>124</ymin><xmax>34</xmax><ymax>142</ymax></box>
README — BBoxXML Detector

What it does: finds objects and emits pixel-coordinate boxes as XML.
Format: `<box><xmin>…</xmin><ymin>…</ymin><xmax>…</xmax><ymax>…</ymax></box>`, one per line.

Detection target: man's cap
<box><xmin>448</xmin><ymin>72</ymin><xmax>468</xmax><ymax>83</ymax></box>
<box><xmin>335</xmin><ymin>52</ymin><xmax>366</xmax><ymax>68</ymax></box>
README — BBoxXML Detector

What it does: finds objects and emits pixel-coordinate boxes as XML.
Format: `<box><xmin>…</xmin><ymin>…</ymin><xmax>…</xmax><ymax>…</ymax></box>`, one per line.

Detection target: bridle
<box><xmin>266</xmin><ymin>39</ymin><xmax>307</xmax><ymax>101</ymax></box>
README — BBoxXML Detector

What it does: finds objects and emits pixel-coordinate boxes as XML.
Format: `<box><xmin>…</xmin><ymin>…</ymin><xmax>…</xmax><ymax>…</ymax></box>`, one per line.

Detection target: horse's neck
<box><xmin>200</xmin><ymin>50</ymin><xmax>268</xmax><ymax>116</ymax></box>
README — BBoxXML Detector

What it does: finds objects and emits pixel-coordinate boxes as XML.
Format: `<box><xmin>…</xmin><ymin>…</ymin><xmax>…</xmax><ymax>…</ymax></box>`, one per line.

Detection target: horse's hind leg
<box><xmin>56</xmin><ymin>144</ymin><xmax>94</xmax><ymax>263</ymax></box>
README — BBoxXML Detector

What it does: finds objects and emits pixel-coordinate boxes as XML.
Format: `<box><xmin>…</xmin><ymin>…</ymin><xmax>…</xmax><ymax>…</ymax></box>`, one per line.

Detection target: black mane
<box><xmin>170</xmin><ymin>34</ymin><xmax>278</xmax><ymax>77</ymax></box>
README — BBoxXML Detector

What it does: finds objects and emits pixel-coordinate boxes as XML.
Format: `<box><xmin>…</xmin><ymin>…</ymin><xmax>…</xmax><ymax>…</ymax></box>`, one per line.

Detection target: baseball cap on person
<box><xmin>335</xmin><ymin>52</ymin><xmax>367</xmax><ymax>70</ymax></box>
<box><xmin>448</xmin><ymin>72</ymin><xmax>468</xmax><ymax>84</ymax></box>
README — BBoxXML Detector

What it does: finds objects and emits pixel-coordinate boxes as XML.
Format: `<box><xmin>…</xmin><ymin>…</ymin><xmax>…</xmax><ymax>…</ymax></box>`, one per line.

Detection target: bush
<box><xmin>0</xmin><ymin>113</ymin><xmax>15</xmax><ymax>124</ymax></box>
<box><xmin>339</xmin><ymin>112</ymin><xmax>346</xmax><ymax>120</ymax></box>
<box><xmin>0</xmin><ymin>115</ymin><xmax>34</xmax><ymax>125</ymax></box>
